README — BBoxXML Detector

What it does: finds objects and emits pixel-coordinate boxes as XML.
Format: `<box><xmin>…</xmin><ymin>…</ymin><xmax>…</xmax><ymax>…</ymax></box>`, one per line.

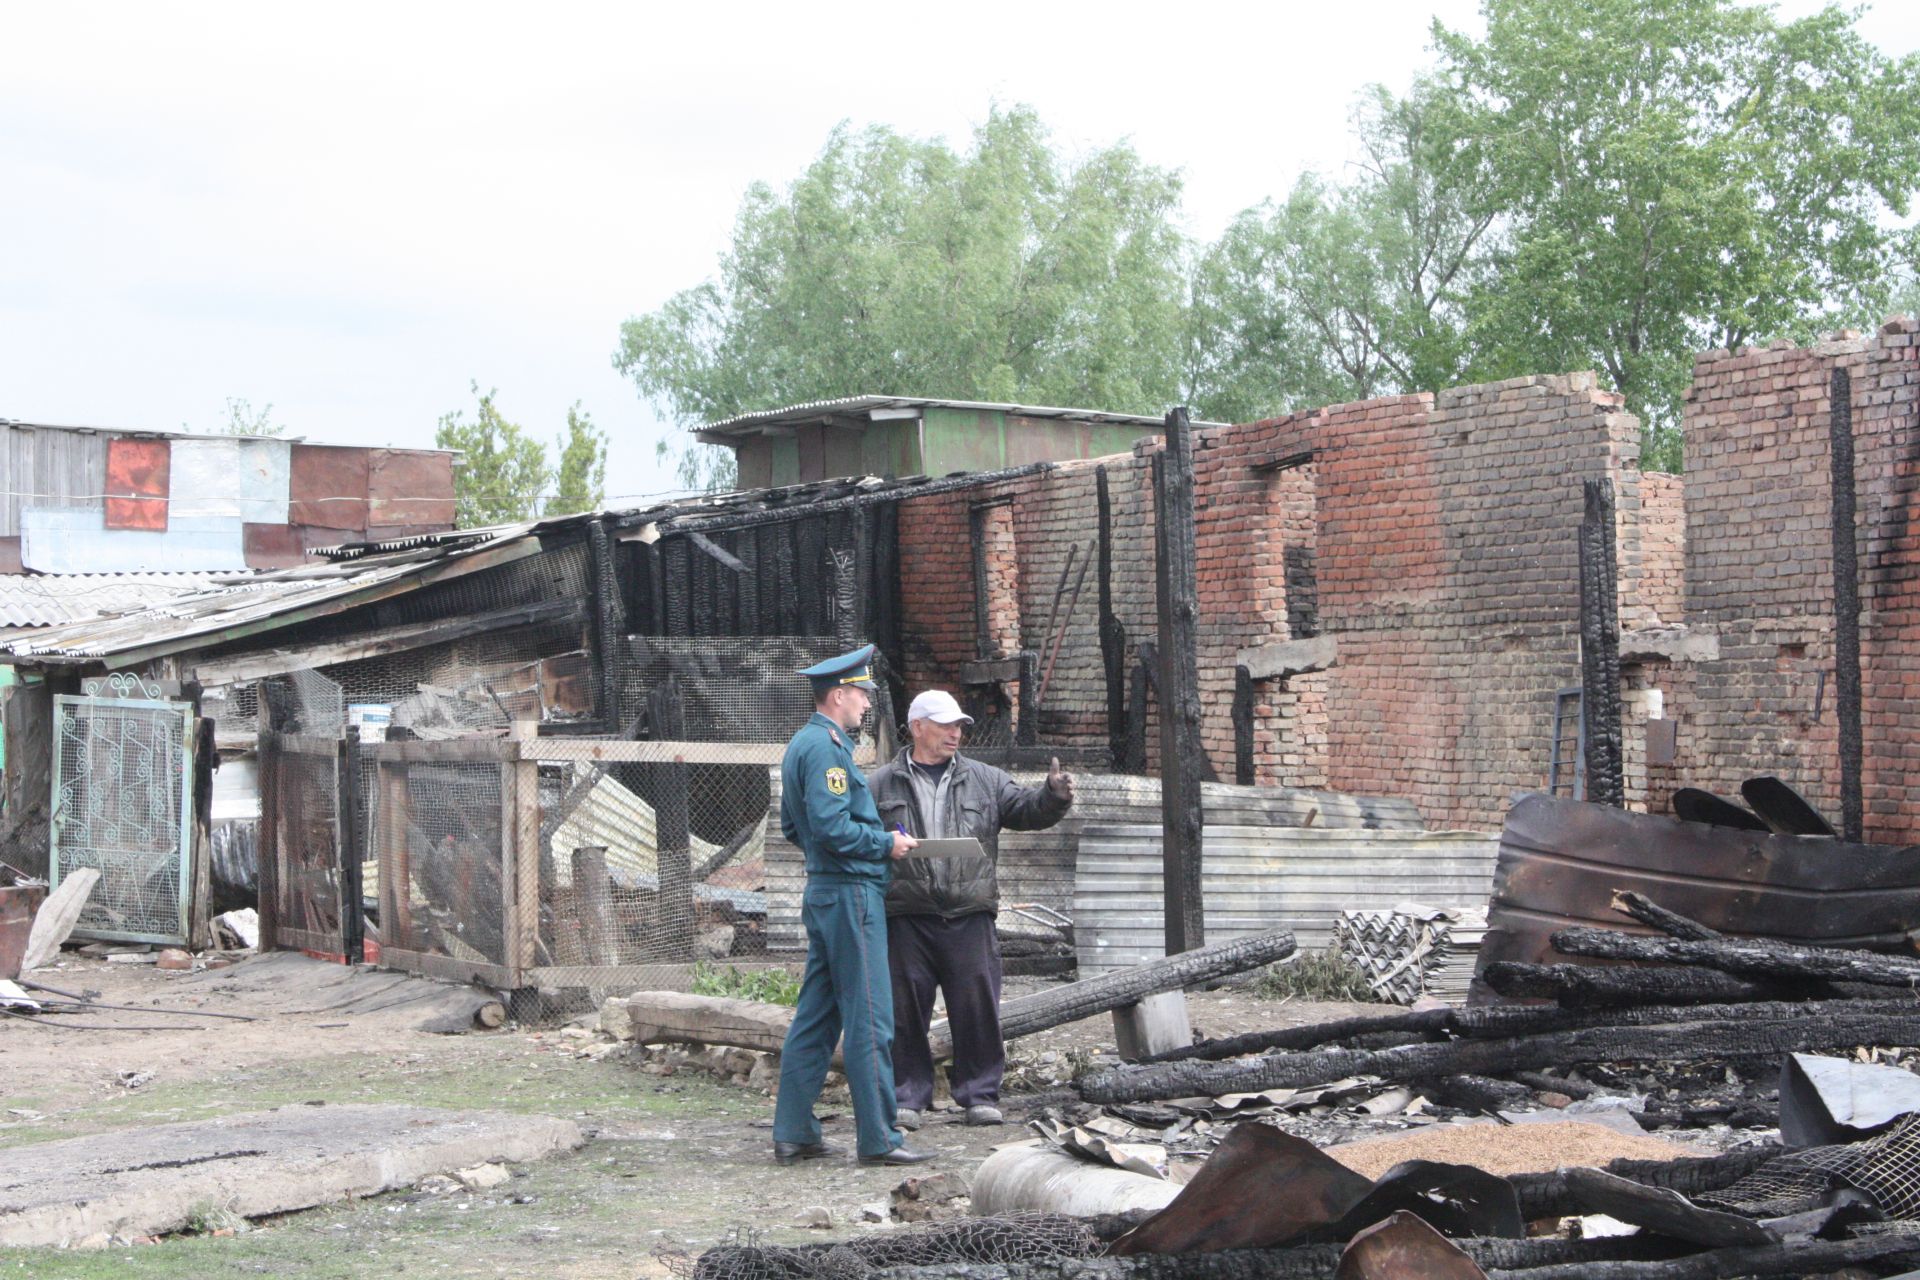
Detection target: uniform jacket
<box><xmin>869</xmin><ymin>748</ymin><xmax>1071</xmax><ymax>918</ymax></box>
<box><xmin>780</xmin><ymin>712</ymin><xmax>892</xmax><ymax>881</ymax></box>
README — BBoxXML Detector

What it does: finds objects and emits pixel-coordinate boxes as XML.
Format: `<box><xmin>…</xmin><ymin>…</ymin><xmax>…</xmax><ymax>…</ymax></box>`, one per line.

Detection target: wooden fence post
<box><xmin>1155</xmin><ymin>407</ymin><xmax>1206</xmax><ymax>954</ymax></box>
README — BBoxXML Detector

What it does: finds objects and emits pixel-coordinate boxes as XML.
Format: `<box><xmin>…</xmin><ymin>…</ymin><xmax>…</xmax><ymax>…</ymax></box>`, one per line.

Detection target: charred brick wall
<box><xmin>1676</xmin><ymin>322</ymin><xmax>1920</xmax><ymax>843</ymax></box>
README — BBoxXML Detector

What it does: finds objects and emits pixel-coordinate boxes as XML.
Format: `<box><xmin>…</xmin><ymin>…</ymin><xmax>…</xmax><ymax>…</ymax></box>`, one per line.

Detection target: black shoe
<box><xmin>774</xmin><ymin>1140</ymin><xmax>843</xmax><ymax>1165</ymax></box>
<box><xmin>858</xmin><ymin>1145</ymin><xmax>936</xmax><ymax>1167</ymax></box>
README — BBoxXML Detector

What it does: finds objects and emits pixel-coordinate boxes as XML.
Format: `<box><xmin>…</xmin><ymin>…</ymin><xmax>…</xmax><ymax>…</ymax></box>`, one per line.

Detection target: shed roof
<box><xmin>0</xmin><ymin>573</ymin><xmax>231</xmax><ymax>629</ymax></box>
<box><xmin>0</xmin><ymin>462</ymin><xmax>1053</xmax><ymax>667</ymax></box>
<box><xmin>0</xmin><ymin>418</ymin><xmax>457</xmax><ymax>452</ymax></box>
<box><xmin>698</xmin><ymin>395</ymin><xmax>1217</xmax><ymax>441</ymax></box>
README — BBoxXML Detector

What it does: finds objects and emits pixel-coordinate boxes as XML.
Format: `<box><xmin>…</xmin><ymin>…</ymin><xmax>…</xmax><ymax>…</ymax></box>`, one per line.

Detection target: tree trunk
<box><xmin>609</xmin><ymin>991</ymin><xmax>793</xmax><ymax>1052</ymax></box>
<box><xmin>1551</xmin><ymin>927</ymin><xmax>1920</xmax><ymax>988</ymax></box>
<box><xmin>1078</xmin><ymin>1008</ymin><xmax>1920</xmax><ymax>1104</ymax></box>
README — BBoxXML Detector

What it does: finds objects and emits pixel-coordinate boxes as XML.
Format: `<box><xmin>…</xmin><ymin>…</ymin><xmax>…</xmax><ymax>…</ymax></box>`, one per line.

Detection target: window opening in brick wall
<box><xmin>1549</xmin><ymin>687</ymin><xmax>1586</xmax><ymax>800</ymax></box>
<box><xmin>967</xmin><ymin>499</ymin><xmax>1022</xmax><ymax>660</ymax></box>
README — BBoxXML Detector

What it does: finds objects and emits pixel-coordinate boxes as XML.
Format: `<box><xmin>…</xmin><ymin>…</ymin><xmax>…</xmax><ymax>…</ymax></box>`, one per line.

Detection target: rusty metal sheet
<box><xmin>289</xmin><ymin>445</ymin><xmax>369</xmax><ymax>531</ymax></box>
<box><xmin>1645</xmin><ymin>717</ymin><xmax>1678</xmax><ymax>767</ymax></box>
<box><xmin>1474</xmin><ymin>795</ymin><xmax>1920</xmax><ymax>997</ymax></box>
<box><xmin>1329</xmin><ymin>1160</ymin><xmax>1523</xmax><ymax>1242</ymax></box>
<box><xmin>1335</xmin><ymin>1212</ymin><xmax>1487</xmax><ymax>1280</ymax></box>
<box><xmin>1110</xmin><ymin>1121</ymin><xmax>1373</xmax><ymax>1255</ymax></box>
<box><xmin>368</xmin><ymin>450</ymin><xmax>455</xmax><ymax>530</ymax></box>
<box><xmin>0</xmin><ymin>538</ymin><xmax>22</xmax><ymax>575</ymax></box>
<box><xmin>1559</xmin><ymin>1168</ymin><xmax>1774</xmax><ymax>1248</ymax></box>
<box><xmin>243</xmin><ymin>522</ymin><xmax>308</xmax><ymax>570</ymax></box>
<box><xmin>0</xmin><ymin>883</ymin><xmax>45</xmax><ymax>980</ymax></box>
<box><xmin>297</xmin><ymin>524</ymin><xmax>363</xmax><ymax>552</ymax></box>
<box><xmin>104</xmin><ymin>437</ymin><xmax>169</xmax><ymax>530</ymax></box>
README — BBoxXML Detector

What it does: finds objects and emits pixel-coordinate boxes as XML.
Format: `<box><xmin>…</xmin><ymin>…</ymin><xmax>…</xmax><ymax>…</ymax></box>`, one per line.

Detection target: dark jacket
<box><xmin>870</xmin><ymin>748</ymin><xmax>1071</xmax><ymax>918</ymax></box>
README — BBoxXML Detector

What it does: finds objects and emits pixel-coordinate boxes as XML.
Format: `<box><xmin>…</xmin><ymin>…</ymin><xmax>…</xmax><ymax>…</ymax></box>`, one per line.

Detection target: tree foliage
<box><xmin>549</xmin><ymin>403</ymin><xmax>607</xmax><ymax>515</ymax></box>
<box><xmin>616</xmin><ymin>105</ymin><xmax>1190</xmax><ymax>489</ymax></box>
<box><xmin>1437</xmin><ymin>0</ymin><xmax>1920</xmax><ymax>468</ymax></box>
<box><xmin>434</xmin><ymin>384</ymin><xmax>554</xmax><ymax>527</ymax></box>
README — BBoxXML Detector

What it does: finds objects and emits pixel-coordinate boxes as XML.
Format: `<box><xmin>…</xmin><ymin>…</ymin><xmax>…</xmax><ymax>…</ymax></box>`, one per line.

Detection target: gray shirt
<box><xmin>906</xmin><ymin>757</ymin><xmax>957</xmax><ymax>837</ymax></box>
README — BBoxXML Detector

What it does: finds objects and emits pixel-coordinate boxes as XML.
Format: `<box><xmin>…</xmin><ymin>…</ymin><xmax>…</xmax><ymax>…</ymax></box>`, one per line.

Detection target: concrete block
<box><xmin>1112</xmin><ymin>990</ymin><xmax>1190</xmax><ymax>1061</ymax></box>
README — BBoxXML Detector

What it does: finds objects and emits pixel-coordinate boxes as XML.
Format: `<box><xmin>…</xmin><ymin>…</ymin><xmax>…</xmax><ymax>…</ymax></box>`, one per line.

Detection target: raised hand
<box><xmin>1047</xmin><ymin>755</ymin><xmax>1075</xmax><ymax>804</ymax></box>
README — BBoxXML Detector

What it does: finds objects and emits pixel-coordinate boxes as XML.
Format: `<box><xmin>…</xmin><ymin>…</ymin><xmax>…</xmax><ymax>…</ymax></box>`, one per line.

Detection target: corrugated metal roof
<box><xmin>0</xmin><ymin>573</ymin><xmax>235</xmax><ymax>629</ymax></box>
<box><xmin>701</xmin><ymin>395</ymin><xmax>1223</xmax><ymax>437</ymax></box>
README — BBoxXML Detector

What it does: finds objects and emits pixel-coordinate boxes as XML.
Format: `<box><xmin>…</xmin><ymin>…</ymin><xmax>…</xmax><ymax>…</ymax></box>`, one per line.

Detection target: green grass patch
<box><xmin>1249</xmin><ymin>949</ymin><xmax>1386</xmax><ymax>1003</ymax></box>
<box><xmin>690</xmin><ymin>960</ymin><xmax>800</xmax><ymax>1006</ymax></box>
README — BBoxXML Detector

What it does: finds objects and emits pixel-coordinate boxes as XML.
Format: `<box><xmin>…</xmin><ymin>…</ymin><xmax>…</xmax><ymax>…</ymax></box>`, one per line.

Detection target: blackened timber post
<box><xmin>1126</xmin><ymin>653</ymin><xmax>1152</xmax><ymax>773</ymax></box>
<box><xmin>1155</xmin><ymin>407</ymin><xmax>1206</xmax><ymax>954</ymax></box>
<box><xmin>1830</xmin><ymin>366</ymin><xmax>1865</xmax><ymax>842</ymax></box>
<box><xmin>587</xmin><ymin>520</ymin><xmax>620</xmax><ymax>725</ymax></box>
<box><xmin>339</xmin><ymin>725</ymin><xmax>365</xmax><ymax>964</ymax></box>
<box><xmin>647</xmin><ymin>679</ymin><xmax>694</xmax><ymax>960</ymax></box>
<box><xmin>1016</xmin><ymin>651</ymin><xmax>1039</xmax><ymax>747</ymax></box>
<box><xmin>1232</xmin><ymin>665</ymin><xmax>1255</xmax><ymax>786</ymax></box>
<box><xmin>1097</xmin><ymin>465</ymin><xmax>1128</xmax><ymax>768</ymax></box>
<box><xmin>1578</xmin><ymin>478</ymin><xmax>1625</xmax><ymax>807</ymax></box>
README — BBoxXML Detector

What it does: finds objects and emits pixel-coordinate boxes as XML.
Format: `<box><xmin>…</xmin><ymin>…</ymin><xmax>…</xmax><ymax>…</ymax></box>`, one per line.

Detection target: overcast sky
<box><xmin>5</xmin><ymin>2</ymin><xmax>1917</xmax><ymax>507</ymax></box>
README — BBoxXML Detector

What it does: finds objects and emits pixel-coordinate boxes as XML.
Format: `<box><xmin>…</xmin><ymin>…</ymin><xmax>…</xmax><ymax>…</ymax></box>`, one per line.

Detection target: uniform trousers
<box><xmin>888</xmin><ymin>910</ymin><xmax>1003</xmax><ymax>1111</ymax></box>
<box><xmin>773</xmin><ymin>877</ymin><xmax>902</xmax><ymax>1159</ymax></box>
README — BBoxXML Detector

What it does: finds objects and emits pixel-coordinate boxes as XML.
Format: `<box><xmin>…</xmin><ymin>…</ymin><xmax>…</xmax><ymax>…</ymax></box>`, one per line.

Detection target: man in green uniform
<box><xmin>771</xmin><ymin>644</ymin><xmax>936</xmax><ymax>1167</ymax></box>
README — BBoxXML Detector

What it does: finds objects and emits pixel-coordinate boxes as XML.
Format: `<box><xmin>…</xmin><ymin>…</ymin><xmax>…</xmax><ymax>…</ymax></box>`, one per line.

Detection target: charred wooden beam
<box><xmin>1232</xmin><ymin>665</ymin><xmax>1255</xmax><ymax>785</ymax></box>
<box><xmin>1551</xmin><ymin>926</ymin><xmax>1920</xmax><ymax>988</ymax></box>
<box><xmin>1078</xmin><ymin>1006</ymin><xmax>1920</xmax><ymax>1104</ymax></box>
<box><xmin>1097</xmin><ymin>464</ymin><xmax>1128</xmax><ymax>768</ymax></box>
<box><xmin>1483</xmin><ymin>1228</ymin><xmax>1920</xmax><ymax>1280</ymax></box>
<box><xmin>1610</xmin><ymin>890</ymin><xmax>1722</xmax><ymax>941</ymax></box>
<box><xmin>587</xmin><ymin>519</ymin><xmax>620</xmax><ymax>723</ymax></box>
<box><xmin>339</xmin><ymin>725</ymin><xmax>366</xmax><ymax>964</ymax></box>
<box><xmin>685</xmin><ymin>529</ymin><xmax>746</xmax><ymax>573</ymax></box>
<box><xmin>1480</xmin><ymin>960</ymin><xmax>1833</xmax><ymax>1009</ymax></box>
<box><xmin>969</xmin><ymin>503</ymin><xmax>994</xmax><ymax>658</ymax></box>
<box><xmin>1016</xmin><ymin>650</ymin><xmax>1039</xmax><ymax>748</ymax></box>
<box><xmin>1154</xmin><ymin>409</ymin><xmax>1206</xmax><ymax>954</ymax></box>
<box><xmin>1830</xmin><ymin>364</ymin><xmax>1865</xmax><ymax>842</ymax></box>
<box><xmin>1125</xmin><ymin>649</ymin><xmax>1154</xmax><ymax>773</ymax></box>
<box><xmin>645</xmin><ymin>679</ymin><xmax>694</xmax><ymax>960</ymax></box>
<box><xmin>1578</xmin><ymin>477</ymin><xmax>1625</xmax><ymax>807</ymax></box>
<box><xmin>1132</xmin><ymin>1007</ymin><xmax>1455</xmax><ymax>1064</ymax></box>
<box><xmin>1507</xmin><ymin>1145</ymin><xmax>1782</xmax><ymax>1221</ymax></box>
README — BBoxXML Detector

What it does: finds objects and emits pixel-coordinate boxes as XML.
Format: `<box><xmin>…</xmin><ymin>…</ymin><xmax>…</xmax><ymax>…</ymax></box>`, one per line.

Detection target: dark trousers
<box><xmin>888</xmin><ymin>911</ymin><xmax>1003</xmax><ymax>1110</ymax></box>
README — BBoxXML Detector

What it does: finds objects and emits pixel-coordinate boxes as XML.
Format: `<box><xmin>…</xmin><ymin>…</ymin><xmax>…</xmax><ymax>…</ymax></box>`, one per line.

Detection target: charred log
<box><xmin>1508</xmin><ymin>1146</ymin><xmax>1783</xmax><ymax>1220</ymax></box>
<box><xmin>1079</xmin><ymin>1007</ymin><xmax>1920</xmax><ymax>1103</ymax></box>
<box><xmin>1551</xmin><ymin>927</ymin><xmax>1920</xmax><ymax>989</ymax></box>
<box><xmin>1480</xmin><ymin>961</ymin><xmax>1833</xmax><ymax>1009</ymax></box>
<box><xmin>1610</xmin><ymin>891</ymin><xmax>1723</xmax><ymax>941</ymax></box>
<box><xmin>1482</xmin><ymin>1226</ymin><xmax>1920</xmax><ymax>1279</ymax></box>
<box><xmin>1132</xmin><ymin>1008</ymin><xmax>1455</xmax><ymax>1064</ymax></box>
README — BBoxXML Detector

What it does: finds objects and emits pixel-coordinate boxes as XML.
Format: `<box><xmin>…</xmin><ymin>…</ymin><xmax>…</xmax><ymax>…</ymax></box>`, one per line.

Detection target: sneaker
<box><xmin>896</xmin><ymin>1108</ymin><xmax>922</xmax><ymax>1131</ymax></box>
<box><xmin>964</xmin><ymin>1104</ymin><xmax>1004</xmax><ymax>1126</ymax></box>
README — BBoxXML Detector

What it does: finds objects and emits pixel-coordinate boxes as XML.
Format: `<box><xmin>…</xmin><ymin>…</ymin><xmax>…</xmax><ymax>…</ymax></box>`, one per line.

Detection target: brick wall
<box><xmin>1637</xmin><ymin>472</ymin><xmax>1685</xmax><ymax>627</ymax></box>
<box><xmin>1675</xmin><ymin>321</ymin><xmax>1920</xmax><ymax>842</ymax></box>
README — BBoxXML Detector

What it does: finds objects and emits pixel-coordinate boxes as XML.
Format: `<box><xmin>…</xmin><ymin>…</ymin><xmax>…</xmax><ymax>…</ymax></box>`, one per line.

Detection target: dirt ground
<box><xmin>0</xmin><ymin>955</ymin><xmax>1379</xmax><ymax>1279</ymax></box>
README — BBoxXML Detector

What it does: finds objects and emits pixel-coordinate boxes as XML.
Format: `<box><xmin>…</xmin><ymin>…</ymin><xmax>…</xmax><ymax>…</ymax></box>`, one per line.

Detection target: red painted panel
<box><xmin>105</xmin><ymin>438</ymin><xmax>170</xmax><ymax>530</ymax></box>
<box><xmin>368</xmin><ymin>450</ymin><xmax>456</xmax><ymax>530</ymax></box>
<box><xmin>289</xmin><ymin>445</ymin><xmax>370</xmax><ymax>531</ymax></box>
<box><xmin>0</xmin><ymin>537</ymin><xmax>21</xmax><ymax>574</ymax></box>
<box><xmin>243</xmin><ymin>522</ymin><xmax>309</xmax><ymax>569</ymax></box>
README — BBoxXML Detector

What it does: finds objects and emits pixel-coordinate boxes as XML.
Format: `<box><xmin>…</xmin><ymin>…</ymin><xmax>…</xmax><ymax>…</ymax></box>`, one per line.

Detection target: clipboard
<box><xmin>899</xmin><ymin>837</ymin><xmax>985</xmax><ymax>859</ymax></box>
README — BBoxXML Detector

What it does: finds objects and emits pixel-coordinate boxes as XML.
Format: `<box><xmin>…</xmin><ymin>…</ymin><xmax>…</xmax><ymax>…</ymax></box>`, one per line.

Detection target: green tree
<box><xmin>1433</xmin><ymin>0</ymin><xmax>1920</xmax><ymax>469</ymax></box>
<box><xmin>549</xmin><ymin>403</ymin><xmax>607</xmax><ymax>515</ymax></box>
<box><xmin>616</xmin><ymin>105</ymin><xmax>1190</xmax><ymax>489</ymax></box>
<box><xmin>1188</xmin><ymin>81</ymin><xmax>1497</xmax><ymax>423</ymax></box>
<box><xmin>434</xmin><ymin>384</ymin><xmax>552</xmax><ymax>527</ymax></box>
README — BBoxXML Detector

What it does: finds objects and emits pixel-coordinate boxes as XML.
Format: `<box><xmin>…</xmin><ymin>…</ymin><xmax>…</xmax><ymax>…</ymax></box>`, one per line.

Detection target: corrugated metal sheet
<box><xmin>1074</xmin><ymin>824</ymin><xmax>1501</xmax><ymax>978</ymax></box>
<box><xmin>22</xmin><ymin>509</ymin><xmax>247</xmax><ymax>573</ymax></box>
<box><xmin>703</xmin><ymin>395</ymin><xmax>1225</xmax><ymax>437</ymax></box>
<box><xmin>0</xmin><ymin>573</ymin><xmax>231</xmax><ymax>628</ymax></box>
<box><xmin>1</xmin><ymin>424</ymin><xmax>106</xmax><ymax>537</ymax></box>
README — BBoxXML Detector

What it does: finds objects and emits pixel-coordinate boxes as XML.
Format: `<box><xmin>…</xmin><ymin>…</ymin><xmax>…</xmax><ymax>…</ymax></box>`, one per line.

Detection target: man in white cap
<box><xmin>867</xmin><ymin>689</ymin><xmax>1074</xmax><ymax>1128</ymax></box>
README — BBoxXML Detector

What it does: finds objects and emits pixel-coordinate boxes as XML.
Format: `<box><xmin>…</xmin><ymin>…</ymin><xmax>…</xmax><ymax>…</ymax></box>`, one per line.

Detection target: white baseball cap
<box><xmin>907</xmin><ymin>689</ymin><xmax>974</xmax><ymax>725</ymax></box>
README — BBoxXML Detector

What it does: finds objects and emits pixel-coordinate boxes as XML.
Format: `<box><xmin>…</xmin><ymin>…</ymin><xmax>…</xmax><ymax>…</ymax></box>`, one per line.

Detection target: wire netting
<box><xmin>1702</xmin><ymin>1114</ymin><xmax>1920</xmax><ymax>1219</ymax></box>
<box><xmin>366</xmin><ymin>759</ymin><xmax>510</xmax><ymax>966</ymax></box>
<box><xmin>659</xmin><ymin>1214</ymin><xmax>1102</xmax><ymax>1280</ymax></box>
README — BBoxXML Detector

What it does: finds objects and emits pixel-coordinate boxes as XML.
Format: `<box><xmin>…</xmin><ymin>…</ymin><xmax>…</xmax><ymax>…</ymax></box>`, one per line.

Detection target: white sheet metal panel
<box><xmin>237</xmin><ymin>437</ymin><xmax>291</xmax><ymax>524</ymax></box>
<box><xmin>1073</xmin><ymin>824</ymin><xmax>1500</xmax><ymax>978</ymax></box>
<box><xmin>170</xmin><ymin>438</ymin><xmax>241</xmax><ymax>518</ymax></box>
<box><xmin>2</xmin><ymin>425</ymin><xmax>107</xmax><ymax>536</ymax></box>
<box><xmin>22</xmin><ymin>509</ymin><xmax>248</xmax><ymax>573</ymax></box>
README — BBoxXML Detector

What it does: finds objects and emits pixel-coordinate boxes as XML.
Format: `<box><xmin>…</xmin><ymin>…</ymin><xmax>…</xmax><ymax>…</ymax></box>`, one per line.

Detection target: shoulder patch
<box><xmin>828</xmin><ymin>728</ymin><xmax>844</xmax><ymax>748</ymax></box>
<box><xmin>824</xmin><ymin>767</ymin><xmax>849</xmax><ymax>796</ymax></box>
